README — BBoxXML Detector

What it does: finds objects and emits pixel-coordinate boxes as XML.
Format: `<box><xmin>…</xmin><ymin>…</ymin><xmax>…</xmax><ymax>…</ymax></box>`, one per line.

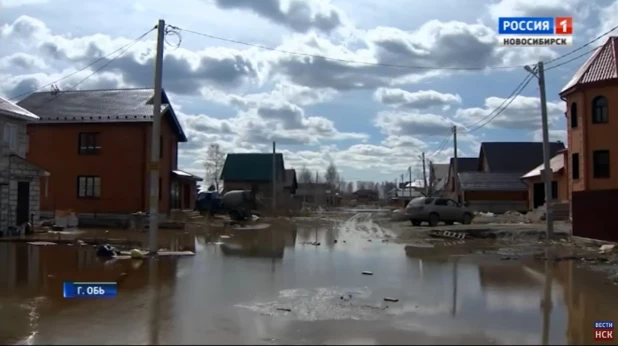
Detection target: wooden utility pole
<box><xmin>526</xmin><ymin>62</ymin><xmax>554</xmax><ymax>239</ymax></box>
<box><xmin>408</xmin><ymin>166</ymin><xmax>412</xmax><ymax>199</ymax></box>
<box><xmin>272</xmin><ymin>142</ymin><xmax>276</xmax><ymax>212</ymax></box>
<box><xmin>452</xmin><ymin>126</ymin><xmax>459</xmax><ymax>203</ymax></box>
<box><xmin>148</xmin><ymin>19</ymin><xmax>165</xmax><ymax>255</ymax></box>
<box><xmin>315</xmin><ymin>170</ymin><xmax>318</xmax><ymax>205</ymax></box>
<box><xmin>421</xmin><ymin>152</ymin><xmax>427</xmax><ymax>196</ymax></box>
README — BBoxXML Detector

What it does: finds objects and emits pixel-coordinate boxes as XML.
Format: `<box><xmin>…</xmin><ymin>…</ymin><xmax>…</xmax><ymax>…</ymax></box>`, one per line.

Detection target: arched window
<box><xmin>592</xmin><ymin>96</ymin><xmax>608</xmax><ymax>124</ymax></box>
<box><xmin>570</xmin><ymin>102</ymin><xmax>578</xmax><ymax>128</ymax></box>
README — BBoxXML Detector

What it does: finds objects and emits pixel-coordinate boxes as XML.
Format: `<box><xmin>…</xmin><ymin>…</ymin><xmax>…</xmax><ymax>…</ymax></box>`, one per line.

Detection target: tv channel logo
<box><xmin>498</xmin><ymin>17</ymin><xmax>573</xmax><ymax>35</ymax></box>
<box><xmin>497</xmin><ymin>17</ymin><xmax>573</xmax><ymax>47</ymax></box>
<box><xmin>594</xmin><ymin>321</ymin><xmax>614</xmax><ymax>341</ymax></box>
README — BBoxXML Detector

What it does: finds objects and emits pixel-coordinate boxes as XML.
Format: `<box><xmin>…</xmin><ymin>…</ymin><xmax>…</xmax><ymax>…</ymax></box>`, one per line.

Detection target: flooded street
<box><xmin>1</xmin><ymin>213</ymin><xmax>618</xmax><ymax>345</ymax></box>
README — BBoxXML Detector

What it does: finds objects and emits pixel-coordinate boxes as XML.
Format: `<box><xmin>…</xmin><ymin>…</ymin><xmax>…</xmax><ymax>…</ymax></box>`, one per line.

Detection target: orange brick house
<box><xmin>18</xmin><ymin>88</ymin><xmax>202</xmax><ymax>220</ymax></box>
<box><xmin>559</xmin><ymin>36</ymin><xmax>618</xmax><ymax>241</ymax></box>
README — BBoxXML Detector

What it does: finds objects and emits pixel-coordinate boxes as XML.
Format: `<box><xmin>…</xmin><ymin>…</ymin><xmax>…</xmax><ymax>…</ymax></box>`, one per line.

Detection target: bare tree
<box><xmin>346</xmin><ymin>182</ymin><xmax>354</xmax><ymax>194</ymax></box>
<box><xmin>357</xmin><ymin>181</ymin><xmax>366</xmax><ymax>190</ymax></box>
<box><xmin>204</xmin><ymin>144</ymin><xmax>226</xmax><ymax>191</ymax></box>
<box><xmin>337</xmin><ymin>176</ymin><xmax>346</xmax><ymax>192</ymax></box>
<box><xmin>298</xmin><ymin>166</ymin><xmax>313</xmax><ymax>184</ymax></box>
<box><xmin>324</xmin><ymin>161</ymin><xmax>339</xmax><ymax>190</ymax></box>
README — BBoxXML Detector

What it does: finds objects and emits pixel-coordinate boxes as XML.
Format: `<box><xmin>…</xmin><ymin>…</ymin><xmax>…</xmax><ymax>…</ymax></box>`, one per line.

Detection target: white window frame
<box><xmin>3</xmin><ymin>123</ymin><xmax>18</xmax><ymax>152</ymax></box>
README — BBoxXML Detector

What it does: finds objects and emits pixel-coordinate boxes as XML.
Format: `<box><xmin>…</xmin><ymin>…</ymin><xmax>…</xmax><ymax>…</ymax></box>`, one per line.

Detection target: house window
<box><xmin>572</xmin><ymin>153</ymin><xmax>580</xmax><ymax>180</ymax></box>
<box><xmin>3</xmin><ymin>123</ymin><xmax>18</xmax><ymax>151</ymax></box>
<box><xmin>551</xmin><ymin>181</ymin><xmax>558</xmax><ymax>199</ymax></box>
<box><xmin>593</xmin><ymin>150</ymin><xmax>610</xmax><ymax>178</ymax></box>
<box><xmin>78</xmin><ymin>133</ymin><xmax>100</xmax><ymax>154</ymax></box>
<box><xmin>592</xmin><ymin>96</ymin><xmax>608</xmax><ymax>124</ymax></box>
<box><xmin>77</xmin><ymin>176</ymin><xmax>100</xmax><ymax>198</ymax></box>
<box><xmin>570</xmin><ymin>102</ymin><xmax>578</xmax><ymax>128</ymax></box>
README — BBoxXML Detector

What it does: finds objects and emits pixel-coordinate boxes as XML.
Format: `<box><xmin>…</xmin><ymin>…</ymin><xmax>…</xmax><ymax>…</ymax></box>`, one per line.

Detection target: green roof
<box><xmin>220</xmin><ymin>153</ymin><xmax>285</xmax><ymax>181</ymax></box>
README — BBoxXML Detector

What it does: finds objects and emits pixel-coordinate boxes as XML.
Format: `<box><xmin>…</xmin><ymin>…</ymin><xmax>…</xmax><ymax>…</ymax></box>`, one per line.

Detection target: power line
<box><xmin>460</xmin><ymin>45</ymin><xmax>597</xmax><ymax>133</ymax></box>
<box><xmin>169</xmin><ymin>23</ymin><xmax>618</xmax><ymax>73</ymax></box>
<box><xmin>545</xmin><ymin>46</ymin><xmax>601</xmax><ymax>71</ymax></box>
<box><xmin>460</xmin><ymin>72</ymin><xmax>533</xmax><ymax>131</ymax></box>
<box><xmin>4</xmin><ymin>27</ymin><xmax>155</xmax><ymax>103</ymax></box>
<box><xmin>25</xmin><ymin>28</ymin><xmax>153</xmax><ymax>113</ymax></box>
<box><xmin>169</xmin><ymin>25</ymin><xmax>523</xmax><ymax>71</ymax></box>
<box><xmin>429</xmin><ymin>133</ymin><xmax>452</xmax><ymax>159</ymax></box>
<box><xmin>464</xmin><ymin>74</ymin><xmax>534</xmax><ymax>133</ymax></box>
<box><xmin>545</xmin><ymin>24</ymin><xmax>618</xmax><ymax>66</ymax></box>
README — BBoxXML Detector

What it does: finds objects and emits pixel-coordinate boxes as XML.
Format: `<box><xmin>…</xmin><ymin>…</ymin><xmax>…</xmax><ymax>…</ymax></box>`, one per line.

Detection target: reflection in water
<box><xmin>217</xmin><ymin>223</ymin><xmax>297</xmax><ymax>258</ymax></box>
<box><xmin>541</xmin><ymin>250</ymin><xmax>553</xmax><ymax>345</ymax></box>
<box><xmin>148</xmin><ymin>258</ymin><xmax>160</xmax><ymax>345</ymax></box>
<box><xmin>0</xmin><ymin>217</ymin><xmax>618</xmax><ymax>344</ymax></box>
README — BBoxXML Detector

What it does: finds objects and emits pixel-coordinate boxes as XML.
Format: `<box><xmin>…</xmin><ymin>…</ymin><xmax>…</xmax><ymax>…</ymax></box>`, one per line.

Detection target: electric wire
<box><xmin>25</xmin><ymin>28</ymin><xmax>154</xmax><ymax>113</ymax></box>
<box><xmin>3</xmin><ymin>27</ymin><xmax>156</xmax><ymax>103</ymax></box>
<box><xmin>169</xmin><ymin>24</ymin><xmax>618</xmax><ymax>72</ymax></box>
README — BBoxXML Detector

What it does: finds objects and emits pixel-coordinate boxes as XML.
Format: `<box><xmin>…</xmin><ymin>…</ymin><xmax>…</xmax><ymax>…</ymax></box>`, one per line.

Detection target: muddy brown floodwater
<box><xmin>1</xmin><ymin>212</ymin><xmax>618</xmax><ymax>345</ymax></box>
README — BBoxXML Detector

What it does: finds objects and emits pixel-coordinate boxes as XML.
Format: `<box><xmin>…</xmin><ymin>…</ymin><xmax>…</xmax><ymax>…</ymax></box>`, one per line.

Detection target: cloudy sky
<box><xmin>0</xmin><ymin>0</ymin><xmax>616</xmax><ymax>183</ymax></box>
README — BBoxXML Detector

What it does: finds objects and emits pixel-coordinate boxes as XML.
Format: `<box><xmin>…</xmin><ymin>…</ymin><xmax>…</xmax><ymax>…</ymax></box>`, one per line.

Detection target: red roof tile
<box><xmin>560</xmin><ymin>36</ymin><xmax>618</xmax><ymax>95</ymax></box>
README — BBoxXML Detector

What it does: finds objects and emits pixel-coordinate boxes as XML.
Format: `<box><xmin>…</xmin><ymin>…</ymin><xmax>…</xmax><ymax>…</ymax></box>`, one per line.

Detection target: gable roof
<box><xmin>431</xmin><ymin>163</ymin><xmax>450</xmax><ymax>180</ymax></box>
<box><xmin>284</xmin><ymin>169</ymin><xmax>297</xmax><ymax>189</ymax></box>
<box><xmin>479</xmin><ymin>142</ymin><xmax>565</xmax><ymax>173</ymax></box>
<box><xmin>220</xmin><ymin>153</ymin><xmax>285</xmax><ymax>181</ymax></box>
<box><xmin>521</xmin><ymin>151</ymin><xmax>565</xmax><ymax>179</ymax></box>
<box><xmin>560</xmin><ymin>36</ymin><xmax>618</xmax><ymax>96</ymax></box>
<box><xmin>459</xmin><ymin>172</ymin><xmax>527</xmax><ymax>191</ymax></box>
<box><xmin>17</xmin><ymin>88</ymin><xmax>187</xmax><ymax>142</ymax></box>
<box><xmin>0</xmin><ymin>97</ymin><xmax>39</xmax><ymax>121</ymax></box>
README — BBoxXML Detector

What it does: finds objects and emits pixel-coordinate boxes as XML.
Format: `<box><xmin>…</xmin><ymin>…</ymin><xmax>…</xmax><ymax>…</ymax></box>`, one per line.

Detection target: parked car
<box><xmin>405</xmin><ymin>197</ymin><xmax>474</xmax><ymax>226</ymax></box>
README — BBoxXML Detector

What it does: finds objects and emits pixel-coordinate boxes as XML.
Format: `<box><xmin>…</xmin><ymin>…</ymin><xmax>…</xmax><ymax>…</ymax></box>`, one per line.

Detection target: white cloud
<box><xmin>455</xmin><ymin>95</ymin><xmax>565</xmax><ymax>130</ymax></box>
<box><xmin>1</xmin><ymin>0</ymin><xmax>50</xmax><ymax>8</ymax></box>
<box><xmin>0</xmin><ymin>52</ymin><xmax>47</xmax><ymax>70</ymax></box>
<box><xmin>374</xmin><ymin>88</ymin><xmax>462</xmax><ymax>110</ymax></box>
<box><xmin>598</xmin><ymin>1</ymin><xmax>618</xmax><ymax>36</ymax></box>
<box><xmin>488</xmin><ymin>0</ymin><xmax>590</xmax><ymax>20</ymax></box>
<box><xmin>531</xmin><ymin>129</ymin><xmax>567</xmax><ymax>143</ymax></box>
<box><xmin>202</xmin><ymin>82</ymin><xmax>338</xmax><ymax>108</ymax></box>
<box><xmin>212</xmin><ymin>0</ymin><xmax>346</xmax><ymax>33</ymax></box>
<box><xmin>375</xmin><ymin>111</ymin><xmax>463</xmax><ymax>137</ymax></box>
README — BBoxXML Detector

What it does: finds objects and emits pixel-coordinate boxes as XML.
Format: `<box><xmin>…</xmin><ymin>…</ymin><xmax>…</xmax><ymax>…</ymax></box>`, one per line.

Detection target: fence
<box><xmin>572</xmin><ymin>189</ymin><xmax>618</xmax><ymax>242</ymax></box>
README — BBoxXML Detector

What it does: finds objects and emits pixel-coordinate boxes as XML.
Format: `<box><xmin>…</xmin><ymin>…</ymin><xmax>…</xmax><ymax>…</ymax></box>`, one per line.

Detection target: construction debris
<box><xmin>429</xmin><ymin>230</ymin><xmax>466</xmax><ymax>240</ymax></box>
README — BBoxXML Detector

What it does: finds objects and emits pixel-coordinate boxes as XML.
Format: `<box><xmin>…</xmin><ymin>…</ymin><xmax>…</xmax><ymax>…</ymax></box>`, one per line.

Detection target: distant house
<box><xmin>0</xmin><ymin>97</ymin><xmax>49</xmax><ymax>234</ymax></box>
<box><xmin>449</xmin><ymin>142</ymin><xmax>565</xmax><ymax>213</ymax></box>
<box><xmin>445</xmin><ymin>157</ymin><xmax>479</xmax><ymax>200</ymax></box>
<box><xmin>295</xmin><ymin>183</ymin><xmax>340</xmax><ymax>206</ymax></box>
<box><xmin>19</xmin><ymin>88</ymin><xmax>202</xmax><ymax>220</ymax></box>
<box><xmin>429</xmin><ymin>163</ymin><xmax>449</xmax><ymax>195</ymax></box>
<box><xmin>283</xmin><ymin>169</ymin><xmax>298</xmax><ymax>195</ymax></box>
<box><xmin>353</xmin><ymin>189</ymin><xmax>379</xmax><ymax>202</ymax></box>
<box><xmin>220</xmin><ymin>153</ymin><xmax>287</xmax><ymax>209</ymax></box>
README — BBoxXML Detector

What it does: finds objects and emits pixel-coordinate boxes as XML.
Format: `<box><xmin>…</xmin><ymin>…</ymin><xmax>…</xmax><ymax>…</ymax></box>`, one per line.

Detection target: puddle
<box><xmin>0</xmin><ymin>213</ymin><xmax>617</xmax><ymax>344</ymax></box>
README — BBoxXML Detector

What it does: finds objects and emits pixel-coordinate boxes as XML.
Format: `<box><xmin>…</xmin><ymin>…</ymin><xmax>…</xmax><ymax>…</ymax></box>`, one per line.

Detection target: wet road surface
<box><xmin>1</xmin><ymin>213</ymin><xmax>618</xmax><ymax>345</ymax></box>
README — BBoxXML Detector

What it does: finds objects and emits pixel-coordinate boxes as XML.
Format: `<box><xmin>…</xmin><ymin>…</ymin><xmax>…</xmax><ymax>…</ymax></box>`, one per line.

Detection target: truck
<box><xmin>196</xmin><ymin>190</ymin><xmax>257</xmax><ymax>221</ymax></box>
